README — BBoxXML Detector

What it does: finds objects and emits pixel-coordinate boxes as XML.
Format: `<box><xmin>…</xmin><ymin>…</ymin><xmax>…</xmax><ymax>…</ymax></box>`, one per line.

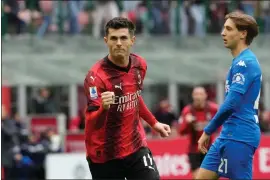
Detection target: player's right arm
<box><xmin>84</xmin><ymin>70</ymin><xmax>113</xmax><ymax>130</ymax></box>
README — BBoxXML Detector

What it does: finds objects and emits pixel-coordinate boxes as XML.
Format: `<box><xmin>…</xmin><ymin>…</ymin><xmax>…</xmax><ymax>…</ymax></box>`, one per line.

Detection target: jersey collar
<box><xmin>233</xmin><ymin>48</ymin><xmax>250</xmax><ymax>62</ymax></box>
<box><xmin>104</xmin><ymin>55</ymin><xmax>131</xmax><ymax>73</ymax></box>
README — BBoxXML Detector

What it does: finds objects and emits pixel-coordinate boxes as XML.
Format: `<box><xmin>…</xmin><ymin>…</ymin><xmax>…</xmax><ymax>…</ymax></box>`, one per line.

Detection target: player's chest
<box><xmin>103</xmin><ymin>68</ymin><xmax>142</xmax><ymax>93</ymax></box>
<box><xmin>187</xmin><ymin>111</ymin><xmax>212</xmax><ymax>131</ymax></box>
<box><xmin>192</xmin><ymin>111</ymin><xmax>212</xmax><ymax>121</ymax></box>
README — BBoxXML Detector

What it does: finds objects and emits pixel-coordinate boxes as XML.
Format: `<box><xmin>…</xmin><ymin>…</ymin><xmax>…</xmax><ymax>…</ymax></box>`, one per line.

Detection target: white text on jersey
<box><xmin>113</xmin><ymin>90</ymin><xmax>141</xmax><ymax>112</ymax></box>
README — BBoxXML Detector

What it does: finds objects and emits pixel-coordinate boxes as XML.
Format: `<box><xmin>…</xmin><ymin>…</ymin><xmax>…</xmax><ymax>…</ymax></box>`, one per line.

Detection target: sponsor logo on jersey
<box><xmin>113</xmin><ymin>90</ymin><xmax>141</xmax><ymax>112</ymax></box>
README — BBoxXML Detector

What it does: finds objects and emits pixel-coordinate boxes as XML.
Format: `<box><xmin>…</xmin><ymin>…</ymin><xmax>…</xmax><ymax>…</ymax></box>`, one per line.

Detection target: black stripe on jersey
<box><xmin>87</xmin><ymin>106</ymin><xmax>99</xmax><ymax>112</ymax></box>
<box><xmin>102</xmin><ymin>67</ymin><xmax>123</xmax><ymax>160</ymax></box>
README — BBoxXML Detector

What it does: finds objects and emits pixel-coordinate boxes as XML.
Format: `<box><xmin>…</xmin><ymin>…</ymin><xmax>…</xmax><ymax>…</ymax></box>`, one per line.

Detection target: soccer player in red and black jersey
<box><xmin>178</xmin><ymin>86</ymin><xmax>218</xmax><ymax>179</ymax></box>
<box><xmin>83</xmin><ymin>17</ymin><xmax>171</xmax><ymax>180</ymax></box>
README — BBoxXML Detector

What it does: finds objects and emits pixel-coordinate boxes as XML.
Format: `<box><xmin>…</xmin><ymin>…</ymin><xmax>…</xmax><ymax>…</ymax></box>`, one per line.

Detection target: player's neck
<box><xmin>231</xmin><ymin>44</ymin><xmax>249</xmax><ymax>58</ymax></box>
<box><xmin>108</xmin><ymin>54</ymin><xmax>129</xmax><ymax>67</ymax></box>
<box><xmin>193</xmin><ymin>102</ymin><xmax>206</xmax><ymax>110</ymax></box>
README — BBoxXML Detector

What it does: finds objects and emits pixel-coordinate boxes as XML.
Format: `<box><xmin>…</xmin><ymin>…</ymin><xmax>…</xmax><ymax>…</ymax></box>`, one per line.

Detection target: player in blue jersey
<box><xmin>196</xmin><ymin>12</ymin><xmax>261</xmax><ymax>180</ymax></box>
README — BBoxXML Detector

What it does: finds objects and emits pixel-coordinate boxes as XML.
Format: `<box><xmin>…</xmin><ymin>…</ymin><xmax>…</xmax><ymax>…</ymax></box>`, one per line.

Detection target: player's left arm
<box><xmin>137</xmin><ymin>57</ymin><xmax>158</xmax><ymax>127</ymax></box>
<box><xmin>137</xmin><ymin>57</ymin><xmax>171</xmax><ymax>136</ymax></box>
<box><xmin>138</xmin><ymin>97</ymin><xmax>158</xmax><ymax>127</ymax></box>
<box><xmin>204</xmin><ymin>59</ymin><xmax>257</xmax><ymax>135</ymax></box>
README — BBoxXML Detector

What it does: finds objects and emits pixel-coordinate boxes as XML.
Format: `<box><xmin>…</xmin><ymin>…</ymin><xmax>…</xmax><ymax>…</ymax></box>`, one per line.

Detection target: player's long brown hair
<box><xmin>225</xmin><ymin>11</ymin><xmax>259</xmax><ymax>45</ymax></box>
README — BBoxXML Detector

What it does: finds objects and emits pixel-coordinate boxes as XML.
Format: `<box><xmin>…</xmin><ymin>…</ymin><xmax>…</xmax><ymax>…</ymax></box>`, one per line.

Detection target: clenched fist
<box><xmin>101</xmin><ymin>91</ymin><xmax>115</xmax><ymax>110</ymax></box>
<box><xmin>152</xmin><ymin>122</ymin><xmax>171</xmax><ymax>137</ymax></box>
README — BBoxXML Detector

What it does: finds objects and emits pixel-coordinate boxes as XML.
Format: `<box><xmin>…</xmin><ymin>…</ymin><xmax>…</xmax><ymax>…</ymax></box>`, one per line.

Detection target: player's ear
<box><xmin>131</xmin><ymin>35</ymin><xmax>136</xmax><ymax>46</ymax></box>
<box><xmin>240</xmin><ymin>30</ymin><xmax>247</xmax><ymax>40</ymax></box>
<box><xmin>104</xmin><ymin>36</ymin><xmax>108</xmax><ymax>44</ymax></box>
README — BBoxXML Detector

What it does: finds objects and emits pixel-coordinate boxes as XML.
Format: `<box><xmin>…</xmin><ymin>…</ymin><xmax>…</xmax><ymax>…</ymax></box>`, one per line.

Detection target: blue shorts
<box><xmin>201</xmin><ymin>138</ymin><xmax>256</xmax><ymax>179</ymax></box>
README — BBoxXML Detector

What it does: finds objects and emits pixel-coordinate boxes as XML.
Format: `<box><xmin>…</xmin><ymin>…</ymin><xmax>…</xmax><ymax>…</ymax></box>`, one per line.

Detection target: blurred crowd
<box><xmin>2</xmin><ymin>0</ymin><xmax>270</xmax><ymax>38</ymax></box>
<box><xmin>1</xmin><ymin>105</ymin><xmax>62</xmax><ymax>180</ymax></box>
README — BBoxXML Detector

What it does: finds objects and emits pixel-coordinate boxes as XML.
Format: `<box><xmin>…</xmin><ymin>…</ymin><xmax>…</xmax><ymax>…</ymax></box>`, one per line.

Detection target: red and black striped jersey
<box><xmin>179</xmin><ymin>101</ymin><xmax>219</xmax><ymax>153</ymax></box>
<box><xmin>84</xmin><ymin>53</ymin><xmax>148</xmax><ymax>163</ymax></box>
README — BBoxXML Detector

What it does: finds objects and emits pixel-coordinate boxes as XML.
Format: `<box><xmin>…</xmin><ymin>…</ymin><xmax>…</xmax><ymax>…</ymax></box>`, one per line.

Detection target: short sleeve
<box><xmin>230</xmin><ymin>60</ymin><xmax>256</xmax><ymax>94</ymax></box>
<box><xmin>84</xmin><ymin>71</ymin><xmax>106</xmax><ymax>111</ymax></box>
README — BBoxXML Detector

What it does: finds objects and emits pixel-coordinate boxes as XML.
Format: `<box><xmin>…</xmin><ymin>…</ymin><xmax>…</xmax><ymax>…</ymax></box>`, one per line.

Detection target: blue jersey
<box><xmin>220</xmin><ymin>48</ymin><xmax>262</xmax><ymax>148</ymax></box>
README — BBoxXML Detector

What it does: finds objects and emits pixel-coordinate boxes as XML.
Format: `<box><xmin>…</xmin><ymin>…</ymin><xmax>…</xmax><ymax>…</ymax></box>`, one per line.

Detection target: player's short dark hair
<box><xmin>105</xmin><ymin>17</ymin><xmax>136</xmax><ymax>36</ymax></box>
<box><xmin>225</xmin><ymin>11</ymin><xmax>259</xmax><ymax>45</ymax></box>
